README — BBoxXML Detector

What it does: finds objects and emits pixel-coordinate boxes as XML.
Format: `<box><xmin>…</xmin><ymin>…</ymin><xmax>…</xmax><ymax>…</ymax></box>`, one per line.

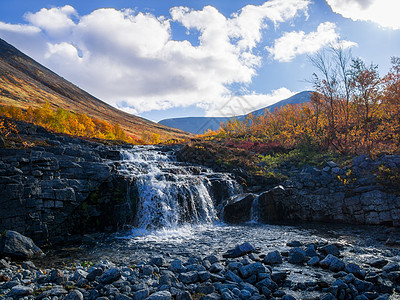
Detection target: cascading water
<box><xmin>119</xmin><ymin>146</ymin><xmax>241</xmax><ymax>232</ymax></box>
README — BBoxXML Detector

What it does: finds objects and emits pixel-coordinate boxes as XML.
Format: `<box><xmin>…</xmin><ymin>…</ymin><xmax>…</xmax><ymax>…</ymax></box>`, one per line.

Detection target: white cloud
<box><xmin>0</xmin><ymin>2</ymin><xmax>312</xmax><ymax>115</ymax></box>
<box><xmin>24</xmin><ymin>5</ymin><xmax>77</xmax><ymax>37</ymax></box>
<box><xmin>326</xmin><ymin>0</ymin><xmax>400</xmax><ymax>30</ymax></box>
<box><xmin>266</xmin><ymin>22</ymin><xmax>357</xmax><ymax>62</ymax></box>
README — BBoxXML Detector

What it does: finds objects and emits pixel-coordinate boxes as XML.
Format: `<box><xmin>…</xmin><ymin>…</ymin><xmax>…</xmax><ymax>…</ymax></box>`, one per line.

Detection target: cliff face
<box><xmin>0</xmin><ymin>120</ymin><xmax>138</xmax><ymax>245</ymax></box>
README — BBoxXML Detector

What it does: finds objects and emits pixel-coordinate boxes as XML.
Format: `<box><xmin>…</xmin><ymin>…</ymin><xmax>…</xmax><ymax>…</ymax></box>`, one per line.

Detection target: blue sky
<box><xmin>0</xmin><ymin>0</ymin><xmax>399</xmax><ymax>121</ymax></box>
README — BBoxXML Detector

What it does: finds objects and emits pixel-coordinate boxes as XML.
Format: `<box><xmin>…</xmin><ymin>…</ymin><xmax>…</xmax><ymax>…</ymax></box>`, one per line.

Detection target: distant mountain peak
<box><xmin>158</xmin><ymin>91</ymin><xmax>312</xmax><ymax>134</ymax></box>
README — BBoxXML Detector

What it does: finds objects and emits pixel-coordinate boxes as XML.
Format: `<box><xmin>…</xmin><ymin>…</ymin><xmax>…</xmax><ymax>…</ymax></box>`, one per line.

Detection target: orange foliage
<box><xmin>204</xmin><ymin>56</ymin><xmax>400</xmax><ymax>157</ymax></box>
<box><xmin>0</xmin><ymin>103</ymin><xmax>140</xmax><ymax>144</ymax></box>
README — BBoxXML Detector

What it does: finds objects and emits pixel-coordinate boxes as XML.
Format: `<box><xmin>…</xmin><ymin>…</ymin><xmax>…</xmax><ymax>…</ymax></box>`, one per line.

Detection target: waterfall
<box><xmin>119</xmin><ymin>146</ymin><xmax>241</xmax><ymax>231</ymax></box>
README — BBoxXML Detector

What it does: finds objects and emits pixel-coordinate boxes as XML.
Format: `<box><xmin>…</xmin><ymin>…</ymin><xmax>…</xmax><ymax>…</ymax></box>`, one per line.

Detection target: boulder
<box><xmin>263</xmin><ymin>250</ymin><xmax>282</xmax><ymax>265</ymax></box>
<box><xmin>0</xmin><ymin>230</ymin><xmax>43</xmax><ymax>259</ymax></box>
<box><xmin>288</xmin><ymin>247</ymin><xmax>306</xmax><ymax>265</ymax></box>
<box><xmin>223</xmin><ymin>242</ymin><xmax>256</xmax><ymax>258</ymax></box>
<box><xmin>223</xmin><ymin>194</ymin><xmax>256</xmax><ymax>223</ymax></box>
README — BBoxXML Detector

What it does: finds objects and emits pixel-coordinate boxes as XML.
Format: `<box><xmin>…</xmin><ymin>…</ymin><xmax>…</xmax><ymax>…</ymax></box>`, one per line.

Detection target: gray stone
<box><xmin>0</xmin><ymin>230</ymin><xmax>44</xmax><ymax>259</ymax></box>
<box><xmin>288</xmin><ymin>247</ymin><xmax>306</xmax><ymax>265</ymax></box>
<box><xmin>198</xmin><ymin>271</ymin><xmax>211</xmax><ymax>282</ymax></box>
<box><xmin>179</xmin><ymin>271</ymin><xmax>199</xmax><ymax>284</ymax></box>
<box><xmin>169</xmin><ymin>259</ymin><xmax>184</xmax><ymax>273</ymax></box>
<box><xmin>151</xmin><ymin>256</ymin><xmax>166</xmax><ymax>267</ymax></box>
<box><xmin>383</xmin><ymin>262</ymin><xmax>399</xmax><ymax>273</ymax></box>
<box><xmin>238</xmin><ymin>262</ymin><xmax>266</xmax><ymax>278</ymax></box>
<box><xmin>320</xmin><ymin>244</ymin><xmax>340</xmax><ymax>257</ymax></box>
<box><xmin>307</xmin><ymin>256</ymin><xmax>320</xmax><ymax>266</ymax></box>
<box><xmin>65</xmin><ymin>290</ymin><xmax>84</xmax><ymax>300</ymax></box>
<box><xmin>223</xmin><ymin>242</ymin><xmax>256</xmax><ymax>258</ymax></box>
<box><xmin>98</xmin><ymin>268</ymin><xmax>122</xmax><ymax>284</ymax></box>
<box><xmin>142</xmin><ymin>265</ymin><xmax>154</xmax><ymax>276</ymax></box>
<box><xmin>147</xmin><ymin>290</ymin><xmax>172</xmax><ymax>300</ymax></box>
<box><xmin>197</xmin><ymin>283</ymin><xmax>215</xmax><ymax>295</ymax></box>
<box><xmin>319</xmin><ymin>254</ymin><xmax>345</xmax><ymax>272</ymax></box>
<box><xmin>11</xmin><ymin>285</ymin><xmax>33</xmax><ymax>296</ymax></box>
<box><xmin>345</xmin><ymin>263</ymin><xmax>363</xmax><ymax>278</ymax></box>
<box><xmin>286</xmin><ymin>240</ymin><xmax>302</xmax><ymax>247</ymax></box>
<box><xmin>305</xmin><ymin>244</ymin><xmax>317</xmax><ymax>257</ymax></box>
<box><xmin>263</xmin><ymin>250</ymin><xmax>282</xmax><ymax>265</ymax></box>
<box><xmin>133</xmin><ymin>288</ymin><xmax>149</xmax><ymax>300</ymax></box>
<box><xmin>209</xmin><ymin>262</ymin><xmax>224</xmax><ymax>273</ymax></box>
<box><xmin>86</xmin><ymin>267</ymin><xmax>103</xmax><ymax>281</ymax></box>
<box><xmin>176</xmin><ymin>291</ymin><xmax>192</xmax><ymax>300</ymax></box>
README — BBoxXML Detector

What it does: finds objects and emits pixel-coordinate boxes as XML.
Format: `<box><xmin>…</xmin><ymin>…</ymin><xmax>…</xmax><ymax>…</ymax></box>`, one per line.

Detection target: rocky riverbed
<box><xmin>1</xmin><ymin>222</ymin><xmax>400</xmax><ymax>299</ymax></box>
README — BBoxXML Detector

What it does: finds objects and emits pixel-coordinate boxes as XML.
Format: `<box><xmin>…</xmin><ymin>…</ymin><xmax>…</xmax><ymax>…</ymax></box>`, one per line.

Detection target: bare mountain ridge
<box><xmin>159</xmin><ymin>91</ymin><xmax>312</xmax><ymax>134</ymax></box>
<box><xmin>0</xmin><ymin>38</ymin><xmax>190</xmax><ymax>140</ymax></box>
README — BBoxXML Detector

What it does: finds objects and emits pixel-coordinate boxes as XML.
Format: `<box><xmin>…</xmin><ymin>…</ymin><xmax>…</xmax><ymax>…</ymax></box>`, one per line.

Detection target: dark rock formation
<box><xmin>223</xmin><ymin>194</ymin><xmax>256</xmax><ymax>223</ymax></box>
<box><xmin>223</xmin><ymin>155</ymin><xmax>400</xmax><ymax>227</ymax></box>
<box><xmin>0</xmin><ymin>121</ymin><xmax>137</xmax><ymax>245</ymax></box>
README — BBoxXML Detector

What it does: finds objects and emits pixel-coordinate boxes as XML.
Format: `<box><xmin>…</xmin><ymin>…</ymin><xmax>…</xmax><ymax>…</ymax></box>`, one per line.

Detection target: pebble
<box><xmin>0</xmin><ymin>241</ymin><xmax>398</xmax><ymax>300</ymax></box>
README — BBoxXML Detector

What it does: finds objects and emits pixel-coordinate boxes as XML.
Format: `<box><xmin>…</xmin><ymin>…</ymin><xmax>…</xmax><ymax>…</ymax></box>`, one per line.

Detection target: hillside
<box><xmin>159</xmin><ymin>91</ymin><xmax>312</xmax><ymax>134</ymax></box>
<box><xmin>0</xmin><ymin>38</ymin><xmax>190</xmax><ymax>140</ymax></box>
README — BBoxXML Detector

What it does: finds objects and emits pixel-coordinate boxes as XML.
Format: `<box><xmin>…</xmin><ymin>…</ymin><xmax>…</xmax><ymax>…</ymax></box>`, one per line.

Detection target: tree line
<box><xmin>204</xmin><ymin>48</ymin><xmax>400</xmax><ymax>157</ymax></box>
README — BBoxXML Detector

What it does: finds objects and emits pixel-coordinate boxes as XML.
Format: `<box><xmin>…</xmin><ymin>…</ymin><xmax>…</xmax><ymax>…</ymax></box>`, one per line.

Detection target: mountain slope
<box><xmin>159</xmin><ymin>91</ymin><xmax>312</xmax><ymax>134</ymax></box>
<box><xmin>0</xmin><ymin>38</ymin><xmax>190</xmax><ymax>140</ymax></box>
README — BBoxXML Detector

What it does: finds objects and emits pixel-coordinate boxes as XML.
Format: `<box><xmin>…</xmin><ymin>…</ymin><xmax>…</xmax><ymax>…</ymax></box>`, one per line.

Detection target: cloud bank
<box><xmin>326</xmin><ymin>0</ymin><xmax>400</xmax><ymax>30</ymax></box>
<box><xmin>0</xmin><ymin>0</ymin><xmax>352</xmax><ymax>116</ymax></box>
<box><xmin>266</xmin><ymin>22</ymin><xmax>356</xmax><ymax>62</ymax></box>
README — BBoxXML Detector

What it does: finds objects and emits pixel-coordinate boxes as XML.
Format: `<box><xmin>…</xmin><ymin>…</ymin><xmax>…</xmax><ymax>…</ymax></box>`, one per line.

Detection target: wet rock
<box><xmin>305</xmin><ymin>244</ymin><xmax>317</xmax><ymax>257</ymax></box>
<box><xmin>307</xmin><ymin>256</ymin><xmax>320</xmax><ymax>266</ymax></box>
<box><xmin>209</xmin><ymin>262</ymin><xmax>224</xmax><ymax>273</ymax></box>
<box><xmin>65</xmin><ymin>290</ymin><xmax>84</xmax><ymax>300</ymax></box>
<box><xmin>0</xmin><ymin>230</ymin><xmax>44</xmax><ymax>259</ymax></box>
<box><xmin>179</xmin><ymin>271</ymin><xmax>199</xmax><ymax>284</ymax></box>
<box><xmin>133</xmin><ymin>288</ymin><xmax>149</xmax><ymax>300</ymax></box>
<box><xmin>367</xmin><ymin>258</ymin><xmax>388</xmax><ymax>268</ymax></box>
<box><xmin>151</xmin><ymin>256</ymin><xmax>166</xmax><ymax>267</ymax></box>
<box><xmin>148</xmin><ymin>290</ymin><xmax>172</xmax><ymax>300</ymax></box>
<box><xmin>319</xmin><ymin>254</ymin><xmax>345</xmax><ymax>272</ymax></box>
<box><xmin>204</xmin><ymin>255</ymin><xmax>219</xmax><ymax>264</ymax></box>
<box><xmin>169</xmin><ymin>259</ymin><xmax>185</xmax><ymax>273</ymax></box>
<box><xmin>238</xmin><ymin>262</ymin><xmax>266</xmax><ymax>278</ymax></box>
<box><xmin>142</xmin><ymin>265</ymin><xmax>154</xmax><ymax>276</ymax></box>
<box><xmin>263</xmin><ymin>250</ymin><xmax>282</xmax><ymax>265</ymax></box>
<box><xmin>345</xmin><ymin>263</ymin><xmax>363</xmax><ymax>278</ymax></box>
<box><xmin>11</xmin><ymin>285</ymin><xmax>33</xmax><ymax>296</ymax></box>
<box><xmin>0</xmin><ymin>258</ymin><xmax>10</xmax><ymax>269</ymax></box>
<box><xmin>223</xmin><ymin>194</ymin><xmax>256</xmax><ymax>223</ymax></box>
<box><xmin>48</xmin><ymin>269</ymin><xmax>65</xmax><ymax>284</ymax></box>
<box><xmin>288</xmin><ymin>247</ymin><xmax>306</xmax><ymax>265</ymax></box>
<box><xmin>87</xmin><ymin>267</ymin><xmax>103</xmax><ymax>281</ymax></box>
<box><xmin>271</xmin><ymin>272</ymin><xmax>287</xmax><ymax>286</ymax></box>
<box><xmin>353</xmin><ymin>278</ymin><xmax>373</xmax><ymax>293</ymax></box>
<box><xmin>382</xmin><ymin>262</ymin><xmax>399</xmax><ymax>273</ymax></box>
<box><xmin>320</xmin><ymin>244</ymin><xmax>340</xmax><ymax>257</ymax></box>
<box><xmin>223</xmin><ymin>242</ymin><xmax>256</xmax><ymax>258</ymax></box>
<box><xmin>197</xmin><ymin>283</ymin><xmax>215</xmax><ymax>295</ymax></box>
<box><xmin>224</xmin><ymin>270</ymin><xmax>242</xmax><ymax>283</ymax></box>
<box><xmin>98</xmin><ymin>268</ymin><xmax>122</xmax><ymax>284</ymax></box>
<box><xmin>287</xmin><ymin>240</ymin><xmax>302</xmax><ymax>247</ymax></box>
<box><xmin>198</xmin><ymin>271</ymin><xmax>211</xmax><ymax>282</ymax></box>
<box><xmin>177</xmin><ymin>291</ymin><xmax>192</xmax><ymax>300</ymax></box>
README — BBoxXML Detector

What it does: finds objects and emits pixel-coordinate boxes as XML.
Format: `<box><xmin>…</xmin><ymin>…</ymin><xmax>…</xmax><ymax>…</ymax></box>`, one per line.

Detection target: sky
<box><xmin>0</xmin><ymin>0</ymin><xmax>399</xmax><ymax>122</ymax></box>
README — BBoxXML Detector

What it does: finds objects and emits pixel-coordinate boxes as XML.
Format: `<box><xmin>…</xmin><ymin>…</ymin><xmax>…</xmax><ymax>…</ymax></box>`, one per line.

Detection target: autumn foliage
<box><xmin>0</xmin><ymin>103</ymin><xmax>138</xmax><ymax>143</ymax></box>
<box><xmin>203</xmin><ymin>52</ymin><xmax>400</xmax><ymax>157</ymax></box>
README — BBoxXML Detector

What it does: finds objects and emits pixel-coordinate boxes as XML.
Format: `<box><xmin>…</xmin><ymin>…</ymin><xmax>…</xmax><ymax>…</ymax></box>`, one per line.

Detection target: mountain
<box><xmin>0</xmin><ymin>38</ymin><xmax>190</xmax><ymax>140</ymax></box>
<box><xmin>159</xmin><ymin>91</ymin><xmax>312</xmax><ymax>134</ymax></box>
